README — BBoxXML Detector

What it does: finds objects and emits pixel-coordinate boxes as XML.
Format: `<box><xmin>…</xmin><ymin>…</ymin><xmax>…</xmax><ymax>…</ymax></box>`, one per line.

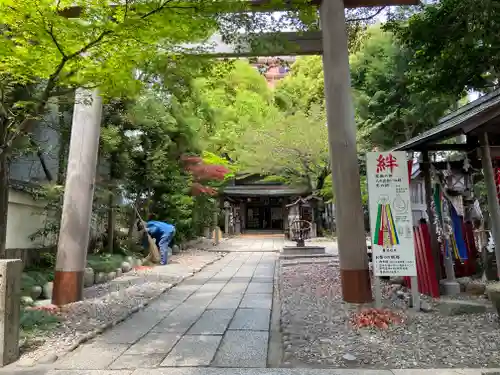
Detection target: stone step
<box><xmin>281</xmin><ymin>258</ymin><xmax>340</xmax><ymax>267</ymax></box>
<box><xmin>281</xmin><ymin>246</ymin><xmax>326</xmax><ymax>255</ymax></box>
<box><xmin>279</xmin><ymin>253</ymin><xmax>334</xmax><ymax>260</ymax></box>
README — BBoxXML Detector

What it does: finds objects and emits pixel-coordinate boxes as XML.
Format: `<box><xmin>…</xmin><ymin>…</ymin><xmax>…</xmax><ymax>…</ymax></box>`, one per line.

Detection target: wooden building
<box><xmin>221</xmin><ymin>174</ymin><xmax>310</xmax><ymax>235</ymax></box>
<box><xmin>394</xmin><ymin>88</ymin><xmax>500</xmax><ymax>288</ymax></box>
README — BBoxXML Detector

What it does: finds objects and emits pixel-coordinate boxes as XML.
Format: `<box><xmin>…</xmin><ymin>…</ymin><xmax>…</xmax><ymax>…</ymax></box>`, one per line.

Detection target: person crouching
<box><xmin>137</xmin><ymin>219</ymin><xmax>176</xmax><ymax>265</ymax></box>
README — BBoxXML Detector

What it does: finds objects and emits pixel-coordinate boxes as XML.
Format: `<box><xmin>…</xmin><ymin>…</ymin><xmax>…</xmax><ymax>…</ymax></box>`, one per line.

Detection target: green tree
<box><xmin>192</xmin><ymin>60</ymin><xmax>278</xmax><ymax>156</ymax></box>
<box><xmin>274</xmin><ymin>56</ymin><xmax>325</xmax><ymax>114</ymax></box>
<box><xmin>385</xmin><ymin>0</ymin><xmax>500</xmax><ymax>97</ymax></box>
<box><xmin>238</xmin><ymin>105</ymin><xmax>330</xmax><ymax>192</ymax></box>
<box><xmin>350</xmin><ymin>25</ymin><xmax>458</xmax><ymax>150</ymax></box>
<box><xmin>0</xmin><ymin>0</ymin><xmax>220</xmax><ymax>256</ymax></box>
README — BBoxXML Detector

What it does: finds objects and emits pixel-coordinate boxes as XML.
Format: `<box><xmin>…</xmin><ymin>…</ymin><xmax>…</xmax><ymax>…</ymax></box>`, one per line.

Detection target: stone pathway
<box><xmin>212</xmin><ymin>235</ymin><xmax>339</xmax><ymax>255</ymax></box>
<box><xmin>214</xmin><ymin>237</ymin><xmax>285</xmax><ymax>252</ymax></box>
<box><xmin>48</xmin><ymin>251</ymin><xmax>276</xmax><ymax>372</ymax></box>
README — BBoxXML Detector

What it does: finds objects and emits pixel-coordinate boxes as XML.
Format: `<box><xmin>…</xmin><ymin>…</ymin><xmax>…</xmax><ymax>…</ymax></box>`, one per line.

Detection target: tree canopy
<box><xmin>385</xmin><ymin>0</ymin><xmax>500</xmax><ymax>97</ymax></box>
<box><xmin>192</xmin><ymin>60</ymin><xmax>278</xmax><ymax>156</ymax></box>
<box><xmin>238</xmin><ymin>105</ymin><xmax>330</xmax><ymax>191</ymax></box>
<box><xmin>350</xmin><ymin>25</ymin><xmax>458</xmax><ymax>150</ymax></box>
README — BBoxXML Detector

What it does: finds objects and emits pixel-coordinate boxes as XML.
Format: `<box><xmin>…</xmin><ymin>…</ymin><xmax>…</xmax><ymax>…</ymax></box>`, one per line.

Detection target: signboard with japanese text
<box><xmin>367</xmin><ymin>151</ymin><xmax>417</xmax><ymax>277</ymax></box>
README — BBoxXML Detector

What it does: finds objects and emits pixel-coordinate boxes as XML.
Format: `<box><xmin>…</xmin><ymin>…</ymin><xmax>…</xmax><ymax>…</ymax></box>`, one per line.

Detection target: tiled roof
<box><xmin>223</xmin><ymin>185</ymin><xmax>309</xmax><ymax>196</ymax></box>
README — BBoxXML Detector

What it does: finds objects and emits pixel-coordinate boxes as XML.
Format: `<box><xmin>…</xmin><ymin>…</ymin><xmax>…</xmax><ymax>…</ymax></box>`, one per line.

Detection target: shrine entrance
<box><xmin>246</xmin><ymin>197</ymin><xmax>285</xmax><ymax>231</ymax></box>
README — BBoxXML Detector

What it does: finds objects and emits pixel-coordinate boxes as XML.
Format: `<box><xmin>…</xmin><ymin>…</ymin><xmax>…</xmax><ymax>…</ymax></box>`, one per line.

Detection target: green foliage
<box><xmin>261</xmin><ymin>175</ymin><xmax>288</xmax><ymax>184</ymax></box>
<box><xmin>350</xmin><ymin>25</ymin><xmax>458</xmax><ymax>150</ymax></box>
<box><xmin>86</xmin><ymin>254</ymin><xmax>125</xmax><ymax>273</ymax></box>
<box><xmin>20</xmin><ymin>309</ymin><xmax>60</xmax><ymax>334</ymax></box>
<box><xmin>385</xmin><ymin>0</ymin><xmax>500</xmax><ymax>97</ymax></box>
<box><xmin>0</xmin><ymin>0</ymin><xmax>219</xmax><ymax>161</ymax></box>
<box><xmin>192</xmin><ymin>60</ymin><xmax>277</xmax><ymax>155</ymax></box>
<box><xmin>238</xmin><ymin>105</ymin><xmax>329</xmax><ymax>191</ymax></box>
<box><xmin>202</xmin><ymin>151</ymin><xmax>237</xmax><ymax>180</ymax></box>
<box><xmin>25</xmin><ymin>270</ymin><xmax>51</xmax><ymax>287</ymax></box>
<box><xmin>21</xmin><ymin>274</ymin><xmax>38</xmax><ymax>296</ymax></box>
<box><xmin>319</xmin><ymin>174</ymin><xmax>367</xmax><ymax>206</ymax></box>
<box><xmin>274</xmin><ymin>56</ymin><xmax>325</xmax><ymax>113</ymax></box>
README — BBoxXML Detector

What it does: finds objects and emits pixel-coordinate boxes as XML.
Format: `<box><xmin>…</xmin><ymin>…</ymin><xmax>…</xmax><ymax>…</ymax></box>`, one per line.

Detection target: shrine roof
<box><xmin>223</xmin><ymin>185</ymin><xmax>309</xmax><ymax>196</ymax></box>
<box><xmin>393</xmin><ymin>88</ymin><xmax>500</xmax><ymax>151</ymax></box>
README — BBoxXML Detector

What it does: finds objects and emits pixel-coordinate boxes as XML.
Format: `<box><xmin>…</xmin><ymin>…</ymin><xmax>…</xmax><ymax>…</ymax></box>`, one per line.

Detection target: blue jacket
<box><xmin>142</xmin><ymin>220</ymin><xmax>175</xmax><ymax>248</ymax></box>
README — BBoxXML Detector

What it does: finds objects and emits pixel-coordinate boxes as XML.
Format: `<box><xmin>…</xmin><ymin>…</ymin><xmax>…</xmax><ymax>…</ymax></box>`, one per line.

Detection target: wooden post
<box><xmin>422</xmin><ymin>151</ymin><xmax>442</xmax><ymax>282</ymax></box>
<box><xmin>53</xmin><ymin>88</ymin><xmax>103</xmax><ymax>306</ymax></box>
<box><xmin>320</xmin><ymin>0</ymin><xmax>371</xmax><ymax>303</ymax></box>
<box><xmin>213</xmin><ymin>210</ymin><xmax>220</xmax><ymax>245</ymax></box>
<box><xmin>0</xmin><ymin>259</ymin><xmax>22</xmax><ymax>366</ymax></box>
<box><xmin>480</xmin><ymin>132</ymin><xmax>500</xmax><ymax>277</ymax></box>
<box><xmin>224</xmin><ymin>202</ymin><xmax>230</xmax><ymax>236</ymax></box>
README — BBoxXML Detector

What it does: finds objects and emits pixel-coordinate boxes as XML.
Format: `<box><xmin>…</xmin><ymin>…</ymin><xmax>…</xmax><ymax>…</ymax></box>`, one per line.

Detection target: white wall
<box><xmin>6</xmin><ymin>189</ymin><xmax>52</xmax><ymax>249</ymax></box>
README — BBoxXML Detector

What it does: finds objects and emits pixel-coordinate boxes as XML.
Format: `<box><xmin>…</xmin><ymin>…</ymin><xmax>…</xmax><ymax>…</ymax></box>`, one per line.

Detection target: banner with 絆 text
<box><xmin>366</xmin><ymin>151</ymin><xmax>417</xmax><ymax>277</ymax></box>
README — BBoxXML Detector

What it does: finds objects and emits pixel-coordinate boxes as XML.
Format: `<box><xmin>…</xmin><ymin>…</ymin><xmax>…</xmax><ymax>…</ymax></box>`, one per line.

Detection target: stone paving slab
<box><xmin>49</xmin><ymin>371</ymin><xmax>133</xmax><ymax>375</ymax></box>
<box><xmin>240</xmin><ymin>293</ymin><xmax>272</xmax><ymax>309</ymax></box>
<box><xmin>141</xmin><ymin>294</ymin><xmax>187</xmax><ymax>314</ymax></box>
<box><xmin>211</xmin><ymin>330</ymin><xmax>269</xmax><ymax>368</ymax></box>
<box><xmin>250</xmin><ymin>276</ymin><xmax>274</xmax><ymax>283</ymax></box>
<box><xmin>197</xmin><ymin>282</ymin><xmax>227</xmax><ymax>294</ymax></box>
<box><xmin>96</xmin><ymin>310</ymin><xmax>167</xmax><ymax>344</ymax></box>
<box><xmin>54</xmin><ymin>344</ymin><xmax>128</xmax><ymax>370</ymax></box>
<box><xmin>123</xmin><ymin>332</ymin><xmax>181</xmax><ymax>355</ymax></box>
<box><xmin>207</xmin><ymin>293</ymin><xmax>243</xmax><ymax>309</ymax></box>
<box><xmin>151</xmin><ymin>307</ymin><xmax>204</xmax><ymax>334</ymax></box>
<box><xmin>246</xmin><ymin>282</ymin><xmax>273</xmax><ymax>294</ymax></box>
<box><xmin>129</xmin><ymin>370</ymin><xmax>393</xmax><ymax>375</ymax></box>
<box><xmin>229</xmin><ymin>308</ymin><xmax>270</xmax><ymax>331</ymax></box>
<box><xmin>41</xmin><ymin>251</ymin><xmax>278</xmax><ymax>373</ymax></box>
<box><xmin>253</xmin><ymin>269</ymin><xmax>275</xmax><ymax>279</ymax></box>
<box><xmin>38</xmin><ymin>368</ymin><xmax>500</xmax><ymax>375</ymax></box>
<box><xmin>220</xmin><ymin>282</ymin><xmax>248</xmax><ymax>294</ymax></box>
<box><xmin>187</xmin><ymin>309</ymin><xmax>235</xmax><ymax>335</ymax></box>
<box><xmin>160</xmin><ymin>335</ymin><xmax>222</xmax><ymax>367</ymax></box>
<box><xmin>108</xmin><ymin>354</ymin><xmax>165</xmax><ymax>370</ymax></box>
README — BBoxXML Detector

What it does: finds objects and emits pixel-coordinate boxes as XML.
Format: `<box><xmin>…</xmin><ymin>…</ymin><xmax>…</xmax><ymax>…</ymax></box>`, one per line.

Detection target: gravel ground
<box><xmin>280</xmin><ymin>260</ymin><xmax>500</xmax><ymax>369</ymax></box>
<box><xmin>18</xmin><ymin>249</ymin><xmax>225</xmax><ymax>365</ymax></box>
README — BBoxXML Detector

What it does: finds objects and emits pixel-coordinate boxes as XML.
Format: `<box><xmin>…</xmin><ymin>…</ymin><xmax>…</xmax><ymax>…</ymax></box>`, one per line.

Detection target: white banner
<box><xmin>367</xmin><ymin>151</ymin><xmax>417</xmax><ymax>277</ymax></box>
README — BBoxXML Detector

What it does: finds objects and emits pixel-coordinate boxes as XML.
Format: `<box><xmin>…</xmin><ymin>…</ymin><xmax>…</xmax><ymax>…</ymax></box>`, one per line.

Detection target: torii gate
<box><xmin>53</xmin><ymin>0</ymin><xmax>418</xmax><ymax>306</ymax></box>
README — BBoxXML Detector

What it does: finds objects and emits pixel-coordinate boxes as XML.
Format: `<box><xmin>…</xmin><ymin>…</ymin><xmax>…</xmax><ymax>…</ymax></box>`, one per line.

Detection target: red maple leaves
<box><xmin>350</xmin><ymin>308</ymin><xmax>404</xmax><ymax>330</ymax></box>
<box><xmin>181</xmin><ymin>155</ymin><xmax>230</xmax><ymax>196</ymax></box>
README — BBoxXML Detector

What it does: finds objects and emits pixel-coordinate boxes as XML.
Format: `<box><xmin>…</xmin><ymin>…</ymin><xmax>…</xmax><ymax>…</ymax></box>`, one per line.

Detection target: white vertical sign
<box><xmin>366</xmin><ymin>151</ymin><xmax>417</xmax><ymax>277</ymax></box>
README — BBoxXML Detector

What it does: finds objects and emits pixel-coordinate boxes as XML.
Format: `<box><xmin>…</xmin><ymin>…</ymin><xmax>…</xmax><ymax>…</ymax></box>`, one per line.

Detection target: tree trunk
<box><xmin>0</xmin><ymin>152</ymin><xmax>8</xmax><ymax>259</ymax></box>
<box><xmin>107</xmin><ymin>151</ymin><xmax>119</xmax><ymax>253</ymax></box>
<box><xmin>107</xmin><ymin>192</ymin><xmax>115</xmax><ymax>253</ymax></box>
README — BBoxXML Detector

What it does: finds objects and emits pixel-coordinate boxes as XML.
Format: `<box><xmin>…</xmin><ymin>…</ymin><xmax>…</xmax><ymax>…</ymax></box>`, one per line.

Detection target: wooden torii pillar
<box><xmin>55</xmin><ymin>0</ymin><xmax>417</xmax><ymax>305</ymax></box>
<box><xmin>319</xmin><ymin>0</ymin><xmax>416</xmax><ymax>303</ymax></box>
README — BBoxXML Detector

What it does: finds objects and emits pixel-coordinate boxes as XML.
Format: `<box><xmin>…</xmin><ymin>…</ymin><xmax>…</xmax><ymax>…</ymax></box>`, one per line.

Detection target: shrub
<box><xmin>86</xmin><ymin>254</ymin><xmax>125</xmax><ymax>273</ymax></box>
<box><xmin>21</xmin><ymin>274</ymin><xmax>38</xmax><ymax>296</ymax></box>
<box><xmin>20</xmin><ymin>309</ymin><xmax>60</xmax><ymax>333</ymax></box>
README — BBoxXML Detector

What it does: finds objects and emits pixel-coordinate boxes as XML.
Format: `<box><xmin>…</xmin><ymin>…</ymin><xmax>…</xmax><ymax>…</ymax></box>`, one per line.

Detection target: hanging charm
<box><xmin>463</xmin><ymin>156</ymin><xmax>471</xmax><ymax>172</ymax></box>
